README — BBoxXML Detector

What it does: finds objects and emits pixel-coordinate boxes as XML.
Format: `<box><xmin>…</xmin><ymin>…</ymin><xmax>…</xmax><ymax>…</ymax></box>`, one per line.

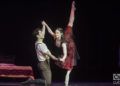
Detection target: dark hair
<box><xmin>33</xmin><ymin>27</ymin><xmax>41</xmax><ymax>36</ymax></box>
<box><xmin>56</xmin><ymin>28</ymin><xmax>64</xmax><ymax>38</ymax></box>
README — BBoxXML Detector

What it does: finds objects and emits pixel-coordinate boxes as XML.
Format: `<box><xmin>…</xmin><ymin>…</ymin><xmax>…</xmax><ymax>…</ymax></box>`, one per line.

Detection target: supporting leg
<box><xmin>64</xmin><ymin>69</ymin><xmax>72</xmax><ymax>86</ymax></box>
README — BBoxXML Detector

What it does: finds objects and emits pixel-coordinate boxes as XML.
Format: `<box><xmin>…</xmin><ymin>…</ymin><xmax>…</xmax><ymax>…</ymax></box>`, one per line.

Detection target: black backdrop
<box><xmin>0</xmin><ymin>0</ymin><xmax>119</xmax><ymax>82</ymax></box>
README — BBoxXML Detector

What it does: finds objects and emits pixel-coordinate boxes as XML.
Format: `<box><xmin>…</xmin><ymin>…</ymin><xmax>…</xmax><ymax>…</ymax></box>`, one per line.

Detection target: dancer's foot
<box><xmin>21</xmin><ymin>78</ymin><xmax>33</xmax><ymax>85</ymax></box>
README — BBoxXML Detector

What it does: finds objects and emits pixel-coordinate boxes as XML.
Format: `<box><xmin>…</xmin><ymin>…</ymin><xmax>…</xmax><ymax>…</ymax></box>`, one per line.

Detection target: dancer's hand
<box><xmin>41</xmin><ymin>21</ymin><xmax>46</xmax><ymax>25</ymax></box>
<box><xmin>57</xmin><ymin>58</ymin><xmax>60</xmax><ymax>61</ymax></box>
<box><xmin>59</xmin><ymin>58</ymin><xmax>65</xmax><ymax>62</ymax></box>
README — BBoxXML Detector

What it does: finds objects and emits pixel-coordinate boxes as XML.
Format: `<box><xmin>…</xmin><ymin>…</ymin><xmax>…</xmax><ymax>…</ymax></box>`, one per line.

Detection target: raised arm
<box><xmin>42</xmin><ymin>21</ymin><xmax>55</xmax><ymax>37</ymax></box>
<box><xmin>41</xmin><ymin>21</ymin><xmax>46</xmax><ymax>36</ymax></box>
<box><xmin>68</xmin><ymin>1</ymin><xmax>76</xmax><ymax>27</ymax></box>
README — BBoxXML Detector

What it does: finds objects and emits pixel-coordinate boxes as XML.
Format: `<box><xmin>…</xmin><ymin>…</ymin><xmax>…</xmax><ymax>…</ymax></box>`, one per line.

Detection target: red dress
<box><xmin>56</xmin><ymin>26</ymin><xmax>76</xmax><ymax>70</ymax></box>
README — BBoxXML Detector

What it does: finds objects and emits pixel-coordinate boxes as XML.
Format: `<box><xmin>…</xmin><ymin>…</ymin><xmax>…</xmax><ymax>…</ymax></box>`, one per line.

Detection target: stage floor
<box><xmin>0</xmin><ymin>82</ymin><xmax>114</xmax><ymax>86</ymax></box>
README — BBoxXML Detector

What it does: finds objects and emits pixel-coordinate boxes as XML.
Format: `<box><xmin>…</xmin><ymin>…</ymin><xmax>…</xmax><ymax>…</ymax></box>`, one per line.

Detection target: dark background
<box><xmin>0</xmin><ymin>0</ymin><xmax>119</xmax><ymax>82</ymax></box>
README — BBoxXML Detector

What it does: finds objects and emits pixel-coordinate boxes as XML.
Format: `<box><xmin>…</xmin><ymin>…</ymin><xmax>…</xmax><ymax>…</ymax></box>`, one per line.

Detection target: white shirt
<box><xmin>35</xmin><ymin>42</ymin><xmax>50</xmax><ymax>61</ymax></box>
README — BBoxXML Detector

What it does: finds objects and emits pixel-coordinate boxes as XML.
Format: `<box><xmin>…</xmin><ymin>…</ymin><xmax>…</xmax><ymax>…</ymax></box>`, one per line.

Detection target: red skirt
<box><xmin>56</xmin><ymin>42</ymin><xmax>75</xmax><ymax>70</ymax></box>
<box><xmin>55</xmin><ymin>56</ymin><xmax>74</xmax><ymax>70</ymax></box>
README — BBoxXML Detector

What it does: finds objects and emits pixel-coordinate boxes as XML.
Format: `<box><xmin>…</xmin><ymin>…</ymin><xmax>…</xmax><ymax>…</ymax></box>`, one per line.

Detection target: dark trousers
<box><xmin>37</xmin><ymin>59</ymin><xmax>52</xmax><ymax>86</ymax></box>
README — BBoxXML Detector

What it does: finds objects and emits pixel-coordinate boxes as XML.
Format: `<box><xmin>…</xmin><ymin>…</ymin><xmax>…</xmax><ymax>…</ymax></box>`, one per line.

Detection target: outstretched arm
<box><xmin>46</xmin><ymin>51</ymin><xmax>58</xmax><ymax>61</ymax></box>
<box><xmin>68</xmin><ymin>1</ymin><xmax>76</xmax><ymax>27</ymax></box>
<box><xmin>43</xmin><ymin>51</ymin><xmax>58</xmax><ymax>61</ymax></box>
<box><xmin>42</xmin><ymin>21</ymin><xmax>55</xmax><ymax>37</ymax></box>
<box><xmin>37</xmin><ymin>43</ymin><xmax>58</xmax><ymax>61</ymax></box>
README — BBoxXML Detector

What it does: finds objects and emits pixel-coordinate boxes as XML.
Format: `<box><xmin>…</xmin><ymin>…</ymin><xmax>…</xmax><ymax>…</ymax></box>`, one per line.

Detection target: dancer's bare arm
<box><xmin>42</xmin><ymin>21</ymin><xmax>55</xmax><ymax>37</ymax></box>
<box><xmin>44</xmin><ymin>51</ymin><xmax>58</xmax><ymax>61</ymax></box>
<box><xmin>41</xmin><ymin>21</ymin><xmax>46</xmax><ymax>36</ymax></box>
<box><xmin>60</xmin><ymin>43</ymin><xmax>67</xmax><ymax>62</ymax></box>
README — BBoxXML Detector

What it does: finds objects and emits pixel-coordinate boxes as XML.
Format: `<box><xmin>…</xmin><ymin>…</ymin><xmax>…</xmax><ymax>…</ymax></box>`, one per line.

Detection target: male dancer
<box><xmin>22</xmin><ymin>21</ymin><xmax>58</xmax><ymax>86</ymax></box>
<box><xmin>34</xmin><ymin>21</ymin><xmax>58</xmax><ymax>86</ymax></box>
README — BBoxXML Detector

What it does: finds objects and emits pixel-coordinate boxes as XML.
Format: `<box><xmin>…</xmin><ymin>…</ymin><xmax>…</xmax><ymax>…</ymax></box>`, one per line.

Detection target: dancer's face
<box><xmin>55</xmin><ymin>30</ymin><xmax>62</xmax><ymax>39</ymax></box>
<box><xmin>37</xmin><ymin>30</ymin><xmax>44</xmax><ymax>39</ymax></box>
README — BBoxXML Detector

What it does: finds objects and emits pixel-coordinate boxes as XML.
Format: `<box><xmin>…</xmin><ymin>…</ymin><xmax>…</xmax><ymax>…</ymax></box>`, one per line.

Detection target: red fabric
<box><xmin>56</xmin><ymin>26</ymin><xmax>75</xmax><ymax>70</ymax></box>
<box><xmin>0</xmin><ymin>64</ymin><xmax>34</xmax><ymax>79</ymax></box>
<box><xmin>64</xmin><ymin>26</ymin><xmax>72</xmax><ymax>34</ymax></box>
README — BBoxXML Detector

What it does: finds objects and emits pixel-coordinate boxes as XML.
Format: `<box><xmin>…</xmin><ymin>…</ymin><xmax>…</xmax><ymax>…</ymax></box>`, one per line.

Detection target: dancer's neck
<box><xmin>36</xmin><ymin>39</ymin><xmax>43</xmax><ymax>43</ymax></box>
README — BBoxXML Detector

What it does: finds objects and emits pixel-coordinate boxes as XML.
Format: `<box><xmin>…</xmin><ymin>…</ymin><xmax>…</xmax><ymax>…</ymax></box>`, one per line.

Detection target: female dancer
<box><xmin>43</xmin><ymin>1</ymin><xmax>77</xmax><ymax>86</ymax></box>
